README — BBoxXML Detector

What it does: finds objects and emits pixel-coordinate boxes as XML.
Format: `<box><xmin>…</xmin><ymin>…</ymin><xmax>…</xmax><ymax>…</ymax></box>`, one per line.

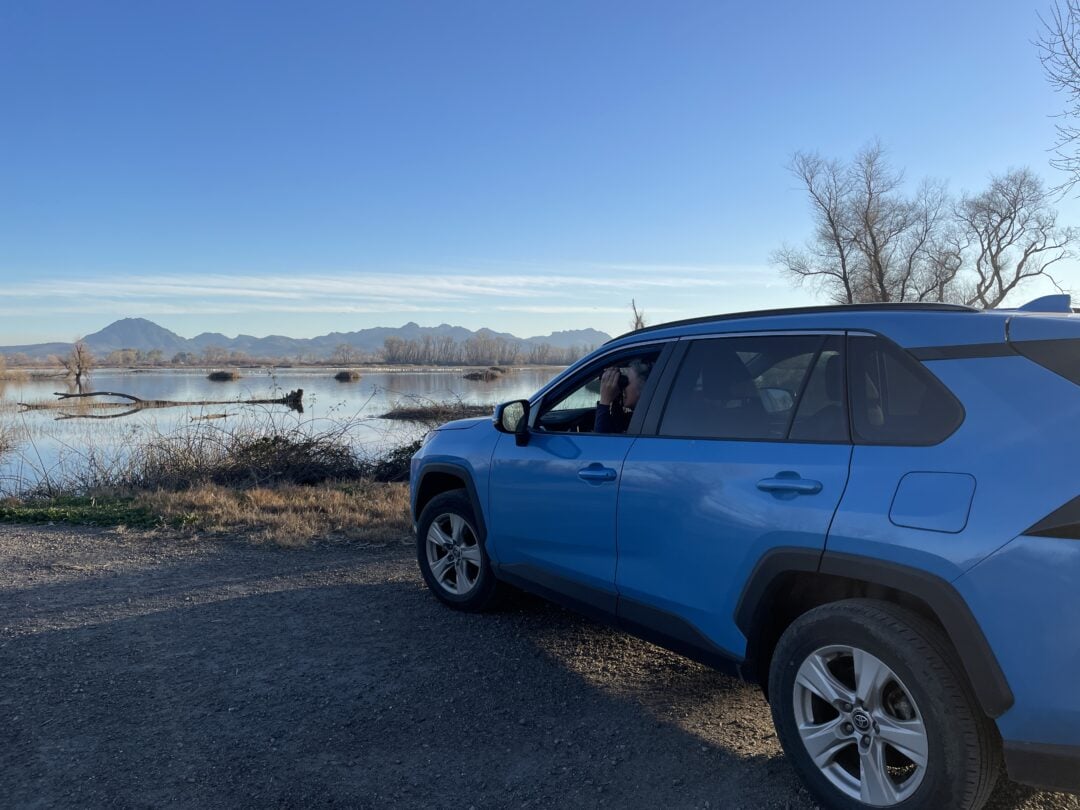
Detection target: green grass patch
<box><xmin>0</xmin><ymin>496</ymin><xmax>167</xmax><ymax>529</ymax></box>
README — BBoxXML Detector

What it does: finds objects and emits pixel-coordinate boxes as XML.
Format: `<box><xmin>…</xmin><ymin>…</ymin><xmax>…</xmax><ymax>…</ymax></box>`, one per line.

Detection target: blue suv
<box><xmin>410</xmin><ymin>299</ymin><xmax>1080</xmax><ymax>810</ymax></box>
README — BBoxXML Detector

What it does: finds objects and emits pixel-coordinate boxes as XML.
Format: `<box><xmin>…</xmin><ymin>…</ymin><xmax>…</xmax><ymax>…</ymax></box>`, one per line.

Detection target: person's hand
<box><xmin>599</xmin><ymin>367</ymin><xmax>622</xmax><ymax>406</ymax></box>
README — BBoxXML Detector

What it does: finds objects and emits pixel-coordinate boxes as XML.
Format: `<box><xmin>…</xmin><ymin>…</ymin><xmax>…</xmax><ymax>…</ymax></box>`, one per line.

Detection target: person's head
<box><xmin>622</xmin><ymin>357</ymin><xmax>653</xmax><ymax>408</ymax></box>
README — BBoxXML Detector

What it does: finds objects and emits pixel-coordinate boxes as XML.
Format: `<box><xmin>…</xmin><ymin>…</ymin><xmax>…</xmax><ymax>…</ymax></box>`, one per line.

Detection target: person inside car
<box><xmin>594</xmin><ymin>358</ymin><xmax>652</xmax><ymax>433</ymax></box>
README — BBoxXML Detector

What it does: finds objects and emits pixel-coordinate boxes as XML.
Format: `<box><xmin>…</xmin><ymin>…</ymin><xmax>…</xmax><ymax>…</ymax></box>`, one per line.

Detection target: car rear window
<box><xmin>788</xmin><ymin>336</ymin><xmax>849</xmax><ymax>443</ymax></box>
<box><xmin>848</xmin><ymin>335</ymin><xmax>964</xmax><ymax>445</ymax></box>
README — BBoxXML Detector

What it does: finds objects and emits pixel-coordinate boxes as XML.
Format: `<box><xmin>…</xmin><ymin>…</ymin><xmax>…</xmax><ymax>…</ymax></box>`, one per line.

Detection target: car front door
<box><xmin>615</xmin><ymin>333</ymin><xmax>853</xmax><ymax>659</ymax></box>
<box><xmin>487</xmin><ymin>343</ymin><xmax>672</xmax><ymax>616</ymax></box>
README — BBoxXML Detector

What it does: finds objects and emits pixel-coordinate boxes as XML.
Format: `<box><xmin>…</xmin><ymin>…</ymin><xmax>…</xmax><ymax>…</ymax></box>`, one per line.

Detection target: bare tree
<box><xmin>847</xmin><ymin>143</ymin><xmax>911</xmax><ymax>302</ymax></box>
<box><xmin>917</xmin><ymin>224</ymin><xmax>968</xmax><ymax>304</ymax></box>
<box><xmin>60</xmin><ymin>342</ymin><xmax>95</xmax><ymax>391</ymax></box>
<box><xmin>201</xmin><ymin>344</ymin><xmax>227</xmax><ymax>366</ymax></box>
<box><xmin>332</xmin><ymin>344</ymin><xmax>357</xmax><ymax>365</ymax></box>
<box><xmin>773</xmin><ymin>143</ymin><xmax>965</xmax><ymax>304</ymax></box>
<box><xmin>956</xmin><ymin>169</ymin><xmax>1075</xmax><ymax>308</ymax></box>
<box><xmin>1038</xmin><ymin>1</ymin><xmax>1080</xmax><ymax>191</ymax></box>
<box><xmin>892</xmin><ymin>180</ymin><xmax>969</xmax><ymax>303</ymax></box>
<box><xmin>772</xmin><ymin>151</ymin><xmax>858</xmax><ymax>303</ymax></box>
<box><xmin>630</xmin><ymin>299</ymin><xmax>647</xmax><ymax>330</ymax></box>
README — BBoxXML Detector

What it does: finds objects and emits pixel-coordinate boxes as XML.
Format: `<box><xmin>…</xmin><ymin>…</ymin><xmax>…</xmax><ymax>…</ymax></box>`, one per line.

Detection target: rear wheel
<box><xmin>416</xmin><ymin>490</ymin><xmax>501</xmax><ymax>611</ymax></box>
<box><xmin>768</xmin><ymin>599</ymin><xmax>1000</xmax><ymax>810</ymax></box>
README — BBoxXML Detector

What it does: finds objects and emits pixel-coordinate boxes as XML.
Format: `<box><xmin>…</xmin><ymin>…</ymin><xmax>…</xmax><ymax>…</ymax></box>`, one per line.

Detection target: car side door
<box><xmin>487</xmin><ymin>342</ymin><xmax>674</xmax><ymax>617</ymax></box>
<box><xmin>615</xmin><ymin>333</ymin><xmax>854</xmax><ymax>661</ymax></box>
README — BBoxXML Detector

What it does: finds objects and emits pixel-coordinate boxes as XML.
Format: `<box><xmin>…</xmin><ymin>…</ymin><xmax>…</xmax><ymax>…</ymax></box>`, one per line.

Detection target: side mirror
<box><xmin>493</xmin><ymin>399</ymin><xmax>530</xmax><ymax>445</ymax></box>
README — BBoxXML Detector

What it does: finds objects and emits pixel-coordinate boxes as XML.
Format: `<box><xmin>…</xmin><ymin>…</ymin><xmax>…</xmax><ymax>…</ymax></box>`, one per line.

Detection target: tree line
<box><xmin>380</xmin><ymin>335</ymin><xmax>593</xmax><ymax>366</ymax></box>
<box><xmin>1</xmin><ymin>337</ymin><xmax>596</xmax><ymax>371</ymax></box>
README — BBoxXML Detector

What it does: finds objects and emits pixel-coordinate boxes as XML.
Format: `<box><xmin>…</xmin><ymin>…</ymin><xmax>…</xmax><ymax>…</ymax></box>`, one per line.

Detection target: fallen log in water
<box><xmin>17</xmin><ymin>389</ymin><xmax>304</xmax><ymax>419</ymax></box>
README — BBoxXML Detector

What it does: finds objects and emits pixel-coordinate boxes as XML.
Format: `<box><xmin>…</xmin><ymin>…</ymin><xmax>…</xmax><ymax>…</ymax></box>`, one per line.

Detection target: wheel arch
<box><xmin>413</xmin><ymin>462</ymin><xmax>487</xmax><ymax>540</ymax></box>
<box><xmin>735</xmin><ymin>549</ymin><xmax>1014</xmax><ymax>719</ymax></box>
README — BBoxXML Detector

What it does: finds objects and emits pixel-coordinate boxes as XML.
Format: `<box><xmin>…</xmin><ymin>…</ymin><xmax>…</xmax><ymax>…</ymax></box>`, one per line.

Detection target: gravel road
<box><xmin>0</xmin><ymin>525</ymin><xmax>1075</xmax><ymax>810</ymax></box>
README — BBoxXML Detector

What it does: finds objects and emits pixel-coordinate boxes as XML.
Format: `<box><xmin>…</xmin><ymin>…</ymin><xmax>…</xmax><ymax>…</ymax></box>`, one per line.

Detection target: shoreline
<box><xmin>2</xmin><ymin>363</ymin><xmax>568</xmax><ymax>377</ymax></box>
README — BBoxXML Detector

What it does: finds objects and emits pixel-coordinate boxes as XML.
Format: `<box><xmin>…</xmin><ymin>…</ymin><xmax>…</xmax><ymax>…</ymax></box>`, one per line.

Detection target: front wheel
<box><xmin>416</xmin><ymin>490</ymin><xmax>501</xmax><ymax>612</ymax></box>
<box><xmin>768</xmin><ymin>599</ymin><xmax>1000</xmax><ymax>810</ymax></box>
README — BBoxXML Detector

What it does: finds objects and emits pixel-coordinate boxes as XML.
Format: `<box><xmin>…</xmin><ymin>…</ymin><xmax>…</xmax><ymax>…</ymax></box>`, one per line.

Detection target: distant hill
<box><xmin>83</xmin><ymin>319</ymin><xmax>191</xmax><ymax>354</ymax></box>
<box><xmin>0</xmin><ymin>318</ymin><xmax>611</xmax><ymax>361</ymax></box>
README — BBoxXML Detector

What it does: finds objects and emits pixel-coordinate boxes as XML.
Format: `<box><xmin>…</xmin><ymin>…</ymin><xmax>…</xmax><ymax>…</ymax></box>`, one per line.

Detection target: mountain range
<box><xmin>0</xmin><ymin>318</ymin><xmax>612</xmax><ymax>361</ymax></box>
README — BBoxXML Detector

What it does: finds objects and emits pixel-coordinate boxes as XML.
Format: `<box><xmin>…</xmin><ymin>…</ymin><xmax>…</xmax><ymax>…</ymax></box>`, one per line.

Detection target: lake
<box><xmin>0</xmin><ymin>367</ymin><xmax>560</xmax><ymax>491</ymax></box>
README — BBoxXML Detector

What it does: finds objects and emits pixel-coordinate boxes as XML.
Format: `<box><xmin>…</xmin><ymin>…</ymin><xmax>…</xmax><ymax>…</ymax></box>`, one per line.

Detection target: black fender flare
<box><xmin>413</xmin><ymin>462</ymin><xmax>487</xmax><ymax>540</ymax></box>
<box><xmin>734</xmin><ymin>548</ymin><xmax>1014</xmax><ymax>718</ymax></box>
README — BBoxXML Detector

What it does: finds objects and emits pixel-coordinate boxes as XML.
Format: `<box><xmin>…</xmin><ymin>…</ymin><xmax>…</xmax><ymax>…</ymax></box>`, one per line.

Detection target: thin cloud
<box><xmin>0</xmin><ymin>267</ymin><xmax>772</xmax><ymax>317</ymax></box>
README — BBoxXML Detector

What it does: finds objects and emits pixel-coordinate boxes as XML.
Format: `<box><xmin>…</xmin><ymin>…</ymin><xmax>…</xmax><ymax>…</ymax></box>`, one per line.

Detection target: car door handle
<box><xmin>757</xmin><ymin>475</ymin><xmax>822</xmax><ymax>495</ymax></box>
<box><xmin>578</xmin><ymin>464</ymin><xmax>618</xmax><ymax>483</ymax></box>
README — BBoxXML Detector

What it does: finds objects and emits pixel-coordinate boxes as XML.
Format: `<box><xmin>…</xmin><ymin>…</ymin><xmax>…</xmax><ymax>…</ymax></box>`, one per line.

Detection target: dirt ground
<box><xmin>0</xmin><ymin>525</ymin><xmax>1075</xmax><ymax>810</ymax></box>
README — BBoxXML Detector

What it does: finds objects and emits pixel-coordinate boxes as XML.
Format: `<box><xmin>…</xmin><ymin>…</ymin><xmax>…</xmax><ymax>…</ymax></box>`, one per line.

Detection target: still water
<box><xmin>0</xmin><ymin>367</ymin><xmax>559</xmax><ymax>489</ymax></box>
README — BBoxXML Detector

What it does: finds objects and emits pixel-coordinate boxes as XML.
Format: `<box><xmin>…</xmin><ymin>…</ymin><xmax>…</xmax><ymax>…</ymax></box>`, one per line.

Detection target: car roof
<box><xmin>609</xmin><ymin>303</ymin><xmax>976</xmax><ymax>341</ymax></box>
<box><xmin>603</xmin><ymin>302</ymin><xmax>1009</xmax><ymax>351</ymax></box>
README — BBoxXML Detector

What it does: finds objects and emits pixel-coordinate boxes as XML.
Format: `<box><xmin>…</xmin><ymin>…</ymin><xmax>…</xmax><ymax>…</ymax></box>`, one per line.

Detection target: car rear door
<box><xmin>615</xmin><ymin>333</ymin><xmax>853</xmax><ymax>659</ymax></box>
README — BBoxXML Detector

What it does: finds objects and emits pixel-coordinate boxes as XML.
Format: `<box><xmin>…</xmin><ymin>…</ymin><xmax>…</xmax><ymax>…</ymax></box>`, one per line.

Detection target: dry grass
<box><xmin>137</xmin><ymin>481</ymin><xmax>412</xmax><ymax>546</ymax></box>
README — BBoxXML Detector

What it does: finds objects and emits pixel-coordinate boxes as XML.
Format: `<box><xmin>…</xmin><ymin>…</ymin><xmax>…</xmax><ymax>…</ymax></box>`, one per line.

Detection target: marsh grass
<box><xmin>0</xmin><ymin>420</ymin><xmax>14</xmax><ymax>459</ymax></box>
<box><xmin>120</xmin><ymin>420</ymin><xmax>365</xmax><ymax>489</ymax></box>
<box><xmin>0</xmin><ymin>405</ymin><xmax>420</xmax><ymax>494</ymax></box>
<box><xmin>0</xmin><ymin>385</ymin><xmax>511</xmax><ymax>544</ymax></box>
<box><xmin>379</xmin><ymin>393</ymin><xmax>491</xmax><ymax>425</ymax></box>
<box><xmin>462</xmin><ymin>369</ymin><xmax>502</xmax><ymax>381</ymax></box>
<box><xmin>0</xmin><ymin>405</ymin><xmax>423</xmax><ymax>544</ymax></box>
<box><xmin>207</xmin><ymin>369</ymin><xmax>242</xmax><ymax>381</ymax></box>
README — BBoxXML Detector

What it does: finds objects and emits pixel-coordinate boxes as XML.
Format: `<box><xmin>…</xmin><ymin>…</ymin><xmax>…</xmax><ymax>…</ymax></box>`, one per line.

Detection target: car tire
<box><xmin>768</xmin><ymin>598</ymin><xmax>1000</xmax><ymax>810</ymax></box>
<box><xmin>416</xmin><ymin>490</ymin><xmax>501</xmax><ymax>612</ymax></box>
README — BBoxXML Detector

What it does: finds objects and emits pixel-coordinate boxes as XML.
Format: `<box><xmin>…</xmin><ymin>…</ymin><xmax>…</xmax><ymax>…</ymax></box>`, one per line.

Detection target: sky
<box><xmin>2</xmin><ymin>0</ymin><xmax>1079</xmax><ymax>344</ymax></box>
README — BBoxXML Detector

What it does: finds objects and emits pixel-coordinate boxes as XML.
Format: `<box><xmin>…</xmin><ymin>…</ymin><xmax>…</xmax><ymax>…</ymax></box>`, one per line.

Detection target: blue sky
<box><xmin>1</xmin><ymin>0</ymin><xmax>1078</xmax><ymax>344</ymax></box>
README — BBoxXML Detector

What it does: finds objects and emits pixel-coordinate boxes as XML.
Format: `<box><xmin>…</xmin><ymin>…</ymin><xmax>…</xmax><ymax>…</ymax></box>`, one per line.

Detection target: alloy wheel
<box><xmin>425</xmin><ymin>512</ymin><xmax>482</xmax><ymax>596</ymax></box>
<box><xmin>793</xmin><ymin>644</ymin><xmax>929</xmax><ymax>806</ymax></box>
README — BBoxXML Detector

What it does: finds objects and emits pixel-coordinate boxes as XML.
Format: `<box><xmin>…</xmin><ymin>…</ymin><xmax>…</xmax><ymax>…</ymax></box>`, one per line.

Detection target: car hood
<box><xmin>436</xmin><ymin>417</ymin><xmax>488</xmax><ymax>431</ymax></box>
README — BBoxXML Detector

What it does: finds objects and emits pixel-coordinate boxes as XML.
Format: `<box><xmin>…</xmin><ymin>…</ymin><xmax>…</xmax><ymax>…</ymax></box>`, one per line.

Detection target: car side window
<box><xmin>848</xmin><ymin>335</ymin><xmax>963</xmax><ymax>445</ymax></box>
<box><xmin>537</xmin><ymin>349</ymin><xmax>661</xmax><ymax>434</ymax></box>
<box><xmin>658</xmin><ymin>335</ymin><xmax>825</xmax><ymax>440</ymax></box>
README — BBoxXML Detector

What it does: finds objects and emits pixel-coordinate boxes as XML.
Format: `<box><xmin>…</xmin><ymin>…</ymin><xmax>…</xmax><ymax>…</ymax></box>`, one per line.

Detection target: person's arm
<box><xmin>595</xmin><ymin>402</ymin><xmax>618</xmax><ymax>433</ymax></box>
<box><xmin>594</xmin><ymin>368</ymin><xmax>623</xmax><ymax>433</ymax></box>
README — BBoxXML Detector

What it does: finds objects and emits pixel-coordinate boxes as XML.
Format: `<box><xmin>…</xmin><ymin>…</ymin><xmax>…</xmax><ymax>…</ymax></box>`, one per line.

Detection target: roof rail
<box><xmin>609</xmin><ymin>302</ymin><xmax>978</xmax><ymax>343</ymax></box>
